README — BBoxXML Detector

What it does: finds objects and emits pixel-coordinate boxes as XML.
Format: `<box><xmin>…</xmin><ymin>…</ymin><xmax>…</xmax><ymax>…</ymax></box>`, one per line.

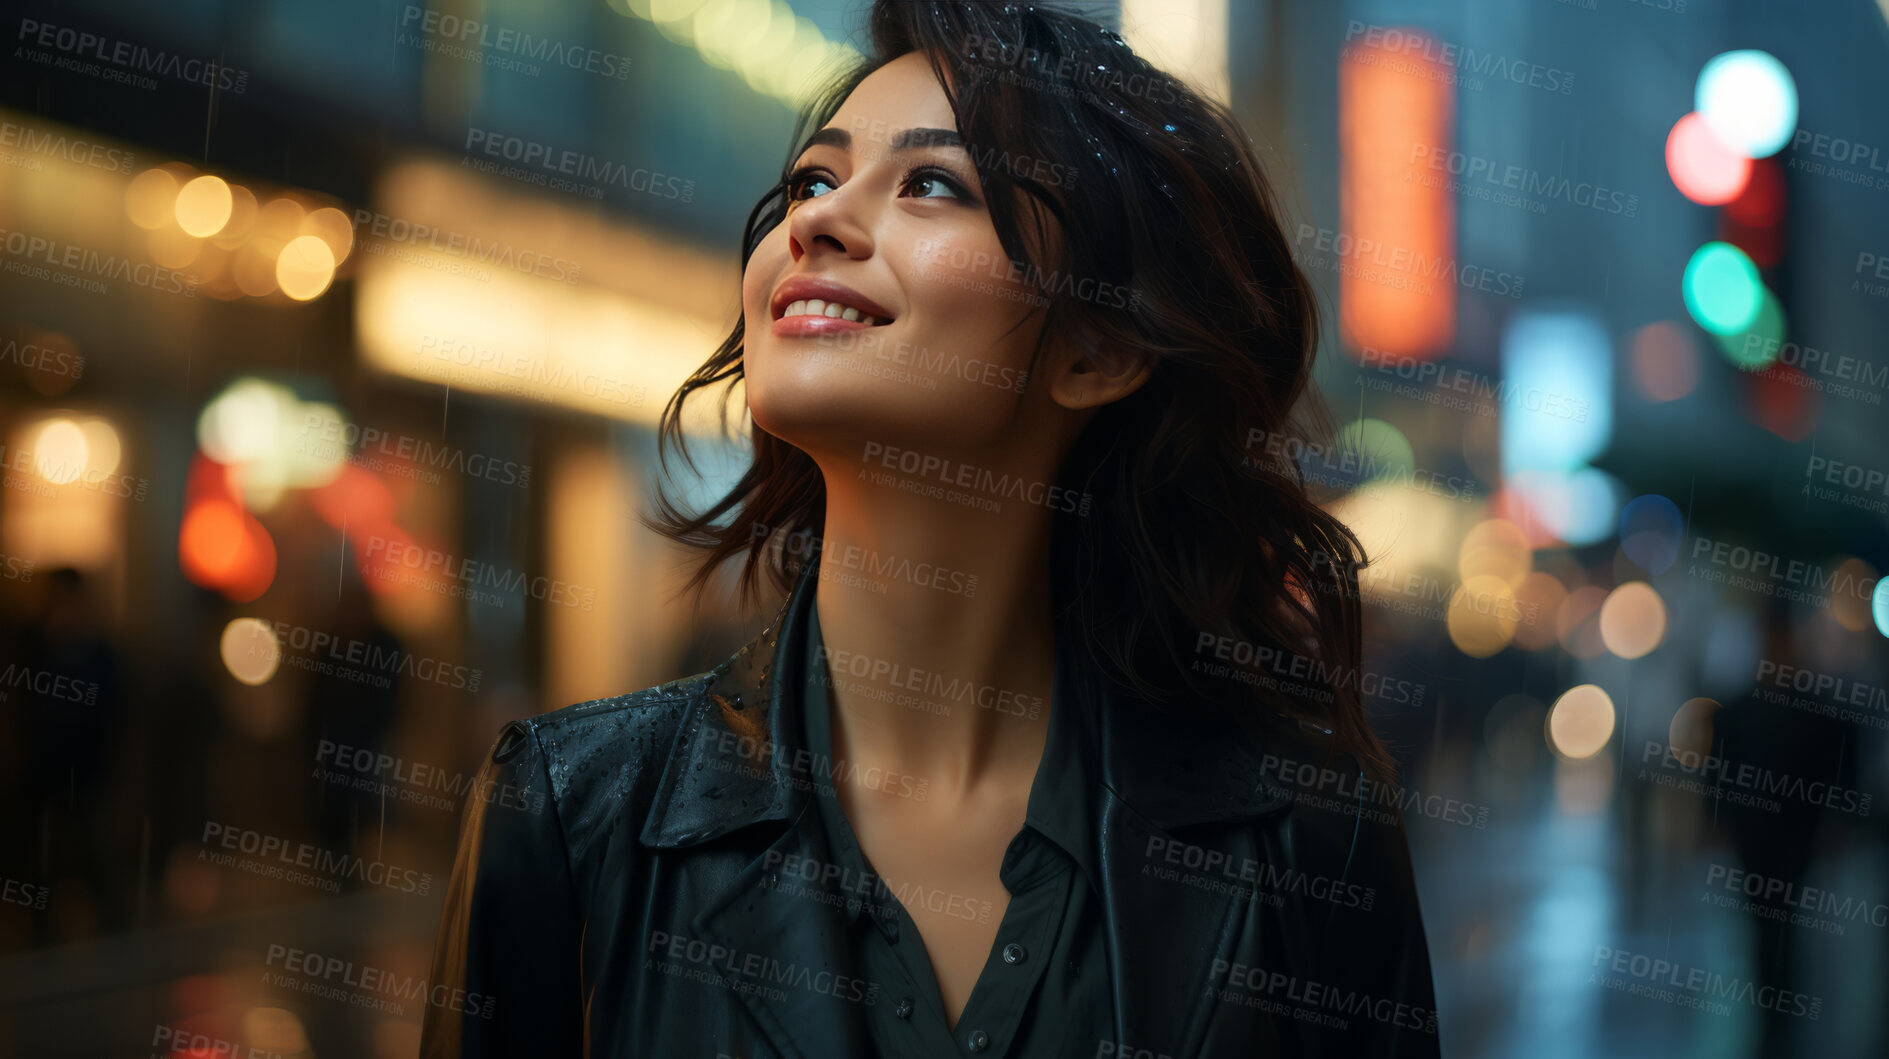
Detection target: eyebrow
<box><xmin>800</xmin><ymin>126</ymin><xmax>966</xmax><ymax>154</ymax></box>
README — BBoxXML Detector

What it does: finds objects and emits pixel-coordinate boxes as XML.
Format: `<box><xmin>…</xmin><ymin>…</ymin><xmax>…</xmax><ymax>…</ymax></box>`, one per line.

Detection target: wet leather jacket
<box><xmin>421</xmin><ymin>566</ymin><xmax>1440</xmax><ymax>1058</ymax></box>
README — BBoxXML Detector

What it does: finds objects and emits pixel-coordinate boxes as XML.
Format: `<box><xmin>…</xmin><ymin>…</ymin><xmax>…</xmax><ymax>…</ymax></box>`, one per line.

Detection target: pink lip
<box><xmin>769</xmin><ymin>275</ymin><xmax>896</xmax><ymax>324</ymax></box>
<box><xmin>771</xmin><ymin>313</ymin><xmax>876</xmax><ymax>338</ymax></box>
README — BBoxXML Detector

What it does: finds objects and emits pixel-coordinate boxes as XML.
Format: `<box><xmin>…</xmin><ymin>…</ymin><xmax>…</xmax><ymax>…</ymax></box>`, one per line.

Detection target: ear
<box><xmin>1046</xmin><ymin>337</ymin><xmax>1153</xmax><ymax>411</ymax></box>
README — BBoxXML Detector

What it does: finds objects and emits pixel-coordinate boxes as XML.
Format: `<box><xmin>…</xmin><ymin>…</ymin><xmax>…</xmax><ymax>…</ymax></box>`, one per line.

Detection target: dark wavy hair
<box><xmin>648</xmin><ymin>0</ymin><xmax>1392</xmax><ymax>782</ymax></box>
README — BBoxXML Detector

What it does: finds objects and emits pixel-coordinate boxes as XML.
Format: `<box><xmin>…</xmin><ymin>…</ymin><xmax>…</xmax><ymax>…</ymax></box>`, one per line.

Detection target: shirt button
<box><xmin>968</xmin><ymin>1029</ymin><xmax>990</xmax><ymax>1052</ymax></box>
<box><xmin>894</xmin><ymin>998</ymin><xmax>913</xmax><ymax>1020</ymax></box>
<box><xmin>1001</xmin><ymin>942</ymin><xmax>1027</xmax><ymax>965</ymax></box>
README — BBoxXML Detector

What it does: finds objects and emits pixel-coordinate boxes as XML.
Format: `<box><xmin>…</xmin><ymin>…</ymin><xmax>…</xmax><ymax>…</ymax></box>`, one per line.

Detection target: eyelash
<box><xmin>784</xmin><ymin>164</ymin><xmax>975</xmax><ymax>204</ymax></box>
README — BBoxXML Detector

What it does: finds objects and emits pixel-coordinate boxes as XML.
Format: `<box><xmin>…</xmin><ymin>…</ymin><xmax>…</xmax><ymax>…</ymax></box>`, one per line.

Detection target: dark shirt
<box><xmin>798</xmin><ymin>604</ymin><xmax>1111</xmax><ymax>1058</ymax></box>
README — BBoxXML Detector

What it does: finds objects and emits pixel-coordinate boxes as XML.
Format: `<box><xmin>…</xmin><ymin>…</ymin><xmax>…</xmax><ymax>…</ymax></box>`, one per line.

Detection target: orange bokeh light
<box><xmin>179</xmin><ymin>453</ymin><xmax>279</xmax><ymax>601</ymax></box>
<box><xmin>179</xmin><ymin>499</ymin><xmax>249</xmax><ymax>585</ymax></box>
<box><xmin>224</xmin><ymin>516</ymin><xmax>278</xmax><ymax>603</ymax></box>
<box><xmin>1339</xmin><ymin>30</ymin><xmax>1454</xmax><ymax>359</ymax></box>
<box><xmin>310</xmin><ymin>462</ymin><xmax>398</xmax><ymax>529</ymax></box>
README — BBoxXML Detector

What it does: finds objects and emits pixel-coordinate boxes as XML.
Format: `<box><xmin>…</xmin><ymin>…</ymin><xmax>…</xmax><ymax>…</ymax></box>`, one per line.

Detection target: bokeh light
<box><xmin>234</xmin><ymin>198</ymin><xmax>307</xmax><ymax>297</ymax></box>
<box><xmin>1619</xmin><ymin>494</ymin><xmax>1684</xmax><ymax>574</ymax></box>
<box><xmin>179</xmin><ymin>499</ymin><xmax>250</xmax><ymax>584</ymax></box>
<box><xmin>1598</xmin><ymin>581</ymin><xmax>1667</xmax><ymax>659</ymax></box>
<box><xmin>1510</xmin><ymin>467</ymin><xmax>1620</xmax><ymax>547</ymax></box>
<box><xmin>1459</xmin><ymin>519</ymin><xmax>1532</xmax><ymax>586</ymax></box>
<box><xmin>174</xmin><ymin>175</ymin><xmax>235</xmax><ymax>237</ymax></box>
<box><xmin>276</xmin><ymin>235</ymin><xmax>338</xmax><ymax>300</ymax></box>
<box><xmin>196</xmin><ymin>379</ymin><xmax>349</xmax><ymax>510</ymax></box>
<box><xmin>77</xmin><ymin>418</ymin><xmax>122</xmax><ymax>476</ymax></box>
<box><xmin>124</xmin><ymin>167</ymin><xmax>181</xmax><ymax>229</ymax></box>
<box><xmin>1512</xmin><ymin>572</ymin><xmax>1567</xmax><ymax>651</ymax></box>
<box><xmin>1830</xmin><ymin>560</ymin><xmax>1878</xmax><ymax>632</ymax></box>
<box><xmin>1500</xmin><ymin>310</ymin><xmax>1612</xmax><ymax>476</ymax></box>
<box><xmin>20</xmin><ymin>331</ymin><xmax>82</xmax><ymax>397</ymax></box>
<box><xmin>1724</xmin><ymin>157</ymin><xmax>1786</xmax><ymax>227</ymax></box>
<box><xmin>198</xmin><ymin>378</ymin><xmax>289</xmax><ymax>466</ymax></box>
<box><xmin>219</xmin><ymin>617</ymin><xmax>281</xmax><ymax>686</ymax></box>
<box><xmin>1696</xmin><ymin>50</ymin><xmax>1799</xmax><ymax>158</ymax></box>
<box><xmin>147</xmin><ymin>220</ymin><xmax>205</xmax><ymax>270</ymax></box>
<box><xmin>1548</xmin><ymin>683</ymin><xmax>1616</xmax><ymax>759</ymax></box>
<box><xmin>1448</xmin><ymin>574</ymin><xmax>1521</xmax><ymax>658</ymax></box>
<box><xmin>1556</xmin><ymin>585</ymin><xmax>1609</xmax><ymax>660</ymax></box>
<box><xmin>1745</xmin><ymin>360</ymin><xmax>1821</xmax><ymax>442</ymax></box>
<box><xmin>301</xmin><ymin>206</ymin><xmax>356</xmax><ymax>264</ymax></box>
<box><xmin>31</xmin><ymin>418</ymin><xmax>88</xmax><ymax>485</ymax></box>
<box><xmin>1335</xmin><ymin>418</ymin><xmax>1416</xmax><ymax>486</ymax></box>
<box><xmin>1712</xmin><ymin>286</ymin><xmax>1787</xmax><ymax>369</ymax></box>
<box><xmin>243</xmin><ymin>1006</ymin><xmax>311</xmax><ymax>1055</ymax></box>
<box><xmin>212</xmin><ymin>183</ymin><xmax>260</xmax><ymax>249</ymax></box>
<box><xmin>1629</xmin><ymin>321</ymin><xmax>1700</xmax><ymax>403</ymax></box>
<box><xmin>1682</xmin><ymin>242</ymin><xmax>1762</xmax><ymax>335</ymax></box>
<box><xmin>1669</xmin><ymin>697</ymin><xmax>1720</xmax><ymax>762</ymax></box>
<box><xmin>1666</xmin><ymin>112</ymin><xmax>1752</xmax><ymax>205</ymax></box>
<box><xmin>1722</xmin><ymin>158</ymin><xmax>1787</xmax><ymax>267</ymax></box>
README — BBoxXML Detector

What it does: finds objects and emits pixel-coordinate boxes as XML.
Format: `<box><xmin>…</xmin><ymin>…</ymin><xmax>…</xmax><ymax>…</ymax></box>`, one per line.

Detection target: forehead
<box><xmin>825</xmin><ymin>51</ymin><xmax>958</xmax><ymax>141</ymax></box>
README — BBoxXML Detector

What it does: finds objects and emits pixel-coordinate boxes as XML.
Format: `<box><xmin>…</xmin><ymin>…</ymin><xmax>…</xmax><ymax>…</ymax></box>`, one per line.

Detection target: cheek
<box><xmin>742</xmin><ymin>230</ymin><xmax>791</xmax><ymax>329</ymax></box>
<box><xmin>900</xmin><ymin>231</ymin><xmax>1011</xmax><ymax>311</ymax></box>
<box><xmin>898</xmin><ymin>227</ymin><xmax>1044</xmax><ymax>341</ymax></box>
<box><xmin>896</xmin><ymin>230</ymin><xmax>1041</xmax><ymax>374</ymax></box>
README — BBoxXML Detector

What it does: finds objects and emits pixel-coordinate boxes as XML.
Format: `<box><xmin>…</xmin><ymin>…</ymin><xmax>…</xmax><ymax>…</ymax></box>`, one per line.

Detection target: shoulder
<box><xmin>512</xmin><ymin>670</ymin><xmax>716</xmax><ymax>784</ymax></box>
<box><xmin>1246</xmin><ymin>718</ymin><xmax>1422</xmax><ymax>884</ymax></box>
<box><xmin>1252</xmin><ymin>719</ymin><xmax>1441</xmax><ymax>1040</ymax></box>
<box><xmin>474</xmin><ymin>666</ymin><xmax>722</xmax><ymax>861</ymax></box>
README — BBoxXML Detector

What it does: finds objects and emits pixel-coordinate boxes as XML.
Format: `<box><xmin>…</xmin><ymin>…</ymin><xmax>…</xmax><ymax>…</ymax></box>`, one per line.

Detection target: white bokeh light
<box><xmin>1695</xmin><ymin>50</ymin><xmax>1798</xmax><ymax>158</ymax></box>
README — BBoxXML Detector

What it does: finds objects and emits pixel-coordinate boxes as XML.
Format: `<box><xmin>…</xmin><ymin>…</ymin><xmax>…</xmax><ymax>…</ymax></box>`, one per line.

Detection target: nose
<box><xmin>786</xmin><ymin>182</ymin><xmax>875</xmax><ymax>264</ymax></box>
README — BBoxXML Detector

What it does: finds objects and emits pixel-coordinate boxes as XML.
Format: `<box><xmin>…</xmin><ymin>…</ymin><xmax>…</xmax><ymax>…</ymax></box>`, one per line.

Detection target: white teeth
<box><xmin>779</xmin><ymin>295</ymin><xmax>886</xmax><ymax>324</ymax></box>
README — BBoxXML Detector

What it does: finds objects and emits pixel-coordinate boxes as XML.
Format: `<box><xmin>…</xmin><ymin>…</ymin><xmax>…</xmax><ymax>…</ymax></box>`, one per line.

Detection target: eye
<box><xmin>786</xmin><ymin>167</ymin><xmax>837</xmax><ymax>201</ymax></box>
<box><xmin>903</xmin><ymin>166</ymin><xmax>974</xmax><ymax>203</ymax></box>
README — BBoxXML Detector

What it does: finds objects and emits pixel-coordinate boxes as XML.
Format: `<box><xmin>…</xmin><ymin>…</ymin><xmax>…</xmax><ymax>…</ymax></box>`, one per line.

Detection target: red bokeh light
<box><xmin>1666</xmin><ymin>112</ymin><xmax>1752</xmax><ymax>206</ymax></box>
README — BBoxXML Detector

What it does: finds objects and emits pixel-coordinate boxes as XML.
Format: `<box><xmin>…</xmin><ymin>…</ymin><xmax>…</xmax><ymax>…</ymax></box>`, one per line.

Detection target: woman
<box><xmin>422</xmin><ymin>3</ymin><xmax>1438</xmax><ymax>1056</ymax></box>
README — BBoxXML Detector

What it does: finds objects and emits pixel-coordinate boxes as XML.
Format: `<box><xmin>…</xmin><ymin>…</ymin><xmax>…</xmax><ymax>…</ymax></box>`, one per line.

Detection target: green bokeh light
<box><xmin>1682</xmin><ymin>242</ymin><xmax>1762</xmax><ymax>336</ymax></box>
<box><xmin>1336</xmin><ymin>418</ymin><xmax>1415</xmax><ymax>485</ymax></box>
<box><xmin>1712</xmin><ymin>286</ymin><xmax>1787</xmax><ymax>370</ymax></box>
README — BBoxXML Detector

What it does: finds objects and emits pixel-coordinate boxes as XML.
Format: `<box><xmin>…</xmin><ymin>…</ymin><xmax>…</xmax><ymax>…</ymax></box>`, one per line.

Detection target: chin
<box><xmin>745</xmin><ymin>347</ymin><xmax>880</xmax><ymax>451</ymax></box>
<box><xmin>745</xmin><ymin>316</ymin><xmax>1025</xmax><ymax>458</ymax></box>
<box><xmin>748</xmin><ymin>374</ymin><xmax>1004</xmax><ymax>468</ymax></box>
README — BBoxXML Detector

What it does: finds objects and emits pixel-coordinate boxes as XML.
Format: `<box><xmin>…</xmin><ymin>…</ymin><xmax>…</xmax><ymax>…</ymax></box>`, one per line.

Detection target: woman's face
<box><xmin>740</xmin><ymin>51</ymin><xmax>1054</xmax><ymax>462</ymax></box>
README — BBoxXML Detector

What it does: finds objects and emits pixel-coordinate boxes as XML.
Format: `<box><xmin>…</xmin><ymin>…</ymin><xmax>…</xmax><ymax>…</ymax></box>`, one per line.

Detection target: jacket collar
<box><xmin>642</xmin><ymin>562</ymin><xmax>1296</xmax><ymax>1058</ymax></box>
<box><xmin>640</xmin><ymin>562</ymin><xmax>1293</xmax><ymax>849</ymax></box>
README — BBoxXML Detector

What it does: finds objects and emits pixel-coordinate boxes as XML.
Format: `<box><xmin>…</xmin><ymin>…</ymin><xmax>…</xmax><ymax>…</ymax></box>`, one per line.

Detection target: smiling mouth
<box><xmin>777</xmin><ymin>298</ymin><xmax>891</xmax><ymax>326</ymax></box>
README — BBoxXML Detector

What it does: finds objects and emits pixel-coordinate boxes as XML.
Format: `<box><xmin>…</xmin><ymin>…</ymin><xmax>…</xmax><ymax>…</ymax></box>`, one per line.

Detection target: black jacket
<box><xmin>421</xmin><ymin>567</ymin><xmax>1440</xmax><ymax>1058</ymax></box>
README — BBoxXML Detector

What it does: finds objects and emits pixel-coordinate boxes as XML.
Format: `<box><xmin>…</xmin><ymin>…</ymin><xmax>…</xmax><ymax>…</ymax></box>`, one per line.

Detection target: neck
<box><xmin>807</xmin><ymin>450</ymin><xmax>1065</xmax><ymax>794</ymax></box>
